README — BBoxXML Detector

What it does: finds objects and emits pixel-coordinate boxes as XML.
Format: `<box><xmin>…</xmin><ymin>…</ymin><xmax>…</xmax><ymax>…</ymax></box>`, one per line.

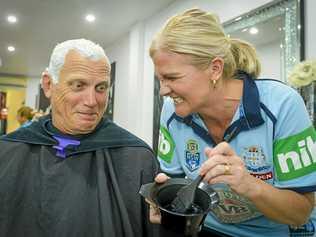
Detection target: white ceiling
<box><xmin>0</xmin><ymin>0</ymin><xmax>176</xmax><ymax>77</ymax></box>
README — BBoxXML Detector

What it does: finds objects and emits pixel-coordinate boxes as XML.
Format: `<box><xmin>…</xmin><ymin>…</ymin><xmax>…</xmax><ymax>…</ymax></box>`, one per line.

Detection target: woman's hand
<box><xmin>200</xmin><ymin>142</ymin><xmax>258</xmax><ymax>198</ymax></box>
<box><xmin>147</xmin><ymin>173</ymin><xmax>170</xmax><ymax>224</ymax></box>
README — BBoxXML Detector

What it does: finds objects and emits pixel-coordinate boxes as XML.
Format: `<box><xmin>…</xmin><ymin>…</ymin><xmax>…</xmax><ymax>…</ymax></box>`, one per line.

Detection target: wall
<box><xmin>6</xmin><ymin>89</ymin><xmax>26</xmax><ymax>132</ymax></box>
<box><xmin>256</xmin><ymin>40</ymin><xmax>281</xmax><ymax>80</ymax></box>
<box><xmin>0</xmin><ymin>76</ymin><xmax>27</xmax><ymax>132</ymax></box>
<box><xmin>305</xmin><ymin>0</ymin><xmax>316</xmax><ymax>59</ymax></box>
<box><xmin>25</xmin><ymin>77</ymin><xmax>41</xmax><ymax>108</ymax></box>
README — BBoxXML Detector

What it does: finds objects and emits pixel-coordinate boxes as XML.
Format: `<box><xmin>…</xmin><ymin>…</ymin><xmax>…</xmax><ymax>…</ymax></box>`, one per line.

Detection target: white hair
<box><xmin>47</xmin><ymin>38</ymin><xmax>110</xmax><ymax>83</ymax></box>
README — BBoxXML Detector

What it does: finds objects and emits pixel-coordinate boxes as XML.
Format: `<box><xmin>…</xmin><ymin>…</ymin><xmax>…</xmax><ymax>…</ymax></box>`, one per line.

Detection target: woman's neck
<box><xmin>199</xmin><ymin>77</ymin><xmax>243</xmax><ymax>132</ymax></box>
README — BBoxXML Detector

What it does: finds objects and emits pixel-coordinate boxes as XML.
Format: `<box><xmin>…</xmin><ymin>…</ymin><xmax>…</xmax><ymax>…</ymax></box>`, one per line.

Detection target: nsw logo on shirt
<box><xmin>185</xmin><ymin>139</ymin><xmax>200</xmax><ymax>172</ymax></box>
<box><xmin>274</xmin><ymin>126</ymin><xmax>316</xmax><ymax>181</ymax></box>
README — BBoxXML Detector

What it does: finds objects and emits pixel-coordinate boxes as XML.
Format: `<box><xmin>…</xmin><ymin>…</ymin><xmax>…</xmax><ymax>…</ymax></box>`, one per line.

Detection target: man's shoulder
<box><xmin>91</xmin><ymin>119</ymin><xmax>152</xmax><ymax>150</ymax></box>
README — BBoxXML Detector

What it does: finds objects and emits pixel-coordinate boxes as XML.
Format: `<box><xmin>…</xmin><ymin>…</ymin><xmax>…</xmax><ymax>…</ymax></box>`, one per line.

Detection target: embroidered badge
<box><xmin>242</xmin><ymin>146</ymin><xmax>273</xmax><ymax>180</ymax></box>
<box><xmin>185</xmin><ymin>139</ymin><xmax>200</xmax><ymax>172</ymax></box>
<box><xmin>158</xmin><ymin>126</ymin><xmax>175</xmax><ymax>163</ymax></box>
<box><xmin>211</xmin><ymin>185</ymin><xmax>261</xmax><ymax>223</ymax></box>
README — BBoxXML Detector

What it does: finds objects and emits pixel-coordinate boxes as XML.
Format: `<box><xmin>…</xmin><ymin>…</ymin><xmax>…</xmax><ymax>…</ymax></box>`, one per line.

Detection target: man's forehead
<box><xmin>64</xmin><ymin>49</ymin><xmax>107</xmax><ymax>64</ymax></box>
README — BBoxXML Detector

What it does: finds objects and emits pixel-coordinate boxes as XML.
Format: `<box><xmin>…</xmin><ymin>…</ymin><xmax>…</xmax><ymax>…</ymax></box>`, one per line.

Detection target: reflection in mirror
<box><xmin>223</xmin><ymin>0</ymin><xmax>303</xmax><ymax>84</ymax></box>
<box><xmin>223</xmin><ymin>0</ymin><xmax>316</xmax><ymax>124</ymax></box>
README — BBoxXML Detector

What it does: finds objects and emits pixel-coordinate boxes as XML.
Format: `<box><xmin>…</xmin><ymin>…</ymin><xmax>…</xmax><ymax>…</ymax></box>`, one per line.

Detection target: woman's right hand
<box><xmin>148</xmin><ymin>173</ymin><xmax>170</xmax><ymax>224</ymax></box>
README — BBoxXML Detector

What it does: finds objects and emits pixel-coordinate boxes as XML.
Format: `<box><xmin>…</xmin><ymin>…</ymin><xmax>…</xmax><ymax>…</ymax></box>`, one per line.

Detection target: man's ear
<box><xmin>41</xmin><ymin>71</ymin><xmax>54</xmax><ymax>99</ymax></box>
<box><xmin>209</xmin><ymin>57</ymin><xmax>224</xmax><ymax>81</ymax></box>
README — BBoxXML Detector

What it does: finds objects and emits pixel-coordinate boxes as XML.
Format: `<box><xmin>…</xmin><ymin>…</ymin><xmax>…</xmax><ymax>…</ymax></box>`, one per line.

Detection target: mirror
<box><xmin>223</xmin><ymin>0</ymin><xmax>303</xmax><ymax>83</ymax></box>
<box><xmin>223</xmin><ymin>0</ymin><xmax>314</xmax><ymax>123</ymax></box>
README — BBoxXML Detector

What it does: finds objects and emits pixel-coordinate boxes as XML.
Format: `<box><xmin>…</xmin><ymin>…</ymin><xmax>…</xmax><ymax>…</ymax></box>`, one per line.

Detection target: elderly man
<box><xmin>0</xmin><ymin>39</ymin><xmax>159</xmax><ymax>237</ymax></box>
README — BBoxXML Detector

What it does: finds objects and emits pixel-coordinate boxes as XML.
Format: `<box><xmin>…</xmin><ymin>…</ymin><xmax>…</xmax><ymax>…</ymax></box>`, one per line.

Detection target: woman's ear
<box><xmin>210</xmin><ymin>57</ymin><xmax>224</xmax><ymax>81</ymax></box>
<box><xmin>41</xmin><ymin>71</ymin><xmax>53</xmax><ymax>99</ymax></box>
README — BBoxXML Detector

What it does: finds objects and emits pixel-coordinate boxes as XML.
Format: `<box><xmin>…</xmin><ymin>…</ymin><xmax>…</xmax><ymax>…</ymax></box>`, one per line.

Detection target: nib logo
<box><xmin>274</xmin><ymin>127</ymin><xmax>316</xmax><ymax>181</ymax></box>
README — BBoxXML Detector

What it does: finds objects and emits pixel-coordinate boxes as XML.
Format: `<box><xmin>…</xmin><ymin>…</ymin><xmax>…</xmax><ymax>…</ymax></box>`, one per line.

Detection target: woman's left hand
<box><xmin>200</xmin><ymin>142</ymin><xmax>258</xmax><ymax>198</ymax></box>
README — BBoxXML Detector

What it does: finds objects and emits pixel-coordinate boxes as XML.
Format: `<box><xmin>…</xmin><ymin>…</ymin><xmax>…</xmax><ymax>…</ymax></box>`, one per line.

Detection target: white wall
<box><xmin>256</xmin><ymin>40</ymin><xmax>281</xmax><ymax>80</ymax></box>
<box><xmin>305</xmin><ymin>0</ymin><xmax>316</xmax><ymax>59</ymax></box>
<box><xmin>25</xmin><ymin>77</ymin><xmax>40</xmax><ymax>108</ymax></box>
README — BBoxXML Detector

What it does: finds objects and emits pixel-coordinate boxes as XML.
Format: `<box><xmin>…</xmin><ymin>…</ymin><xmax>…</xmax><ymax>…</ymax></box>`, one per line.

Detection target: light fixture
<box><xmin>85</xmin><ymin>14</ymin><xmax>95</xmax><ymax>23</ymax></box>
<box><xmin>8</xmin><ymin>46</ymin><xmax>15</xmax><ymax>52</ymax></box>
<box><xmin>249</xmin><ymin>27</ymin><xmax>259</xmax><ymax>35</ymax></box>
<box><xmin>242</xmin><ymin>28</ymin><xmax>248</xmax><ymax>32</ymax></box>
<box><xmin>7</xmin><ymin>15</ymin><xmax>17</xmax><ymax>23</ymax></box>
<box><xmin>234</xmin><ymin>16</ymin><xmax>242</xmax><ymax>22</ymax></box>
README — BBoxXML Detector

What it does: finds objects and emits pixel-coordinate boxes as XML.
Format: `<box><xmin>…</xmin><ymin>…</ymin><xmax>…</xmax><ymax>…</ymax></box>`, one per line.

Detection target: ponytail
<box><xmin>230</xmin><ymin>38</ymin><xmax>261</xmax><ymax>78</ymax></box>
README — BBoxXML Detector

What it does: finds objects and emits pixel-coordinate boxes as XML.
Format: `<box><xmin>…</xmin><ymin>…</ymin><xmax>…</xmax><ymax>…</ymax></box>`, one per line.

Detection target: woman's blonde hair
<box><xmin>230</xmin><ymin>38</ymin><xmax>261</xmax><ymax>78</ymax></box>
<box><xmin>17</xmin><ymin>106</ymin><xmax>34</xmax><ymax>120</ymax></box>
<box><xmin>150</xmin><ymin>8</ymin><xmax>261</xmax><ymax>79</ymax></box>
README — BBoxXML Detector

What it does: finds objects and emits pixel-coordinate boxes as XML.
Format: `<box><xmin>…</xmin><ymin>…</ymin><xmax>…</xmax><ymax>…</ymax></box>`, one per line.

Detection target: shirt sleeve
<box><xmin>157</xmin><ymin>98</ymin><xmax>184</xmax><ymax>176</ymax></box>
<box><xmin>273</xmin><ymin>87</ymin><xmax>316</xmax><ymax>192</ymax></box>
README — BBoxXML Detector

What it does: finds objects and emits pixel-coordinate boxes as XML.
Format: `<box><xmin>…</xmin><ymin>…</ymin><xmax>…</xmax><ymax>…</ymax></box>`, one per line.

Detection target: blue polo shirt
<box><xmin>157</xmin><ymin>73</ymin><xmax>316</xmax><ymax>237</ymax></box>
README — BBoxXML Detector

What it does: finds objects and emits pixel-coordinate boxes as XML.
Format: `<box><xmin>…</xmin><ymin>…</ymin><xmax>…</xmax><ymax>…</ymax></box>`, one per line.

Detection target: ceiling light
<box><xmin>234</xmin><ymin>16</ymin><xmax>242</xmax><ymax>22</ymax></box>
<box><xmin>85</xmin><ymin>14</ymin><xmax>95</xmax><ymax>22</ymax></box>
<box><xmin>242</xmin><ymin>28</ymin><xmax>248</xmax><ymax>32</ymax></box>
<box><xmin>8</xmin><ymin>46</ymin><xmax>15</xmax><ymax>52</ymax></box>
<box><xmin>249</xmin><ymin>27</ymin><xmax>259</xmax><ymax>35</ymax></box>
<box><xmin>7</xmin><ymin>15</ymin><xmax>17</xmax><ymax>23</ymax></box>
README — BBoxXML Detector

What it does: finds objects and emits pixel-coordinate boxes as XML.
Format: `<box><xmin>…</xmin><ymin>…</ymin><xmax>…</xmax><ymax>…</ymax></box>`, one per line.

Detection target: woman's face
<box><xmin>153</xmin><ymin>50</ymin><xmax>214</xmax><ymax>117</ymax></box>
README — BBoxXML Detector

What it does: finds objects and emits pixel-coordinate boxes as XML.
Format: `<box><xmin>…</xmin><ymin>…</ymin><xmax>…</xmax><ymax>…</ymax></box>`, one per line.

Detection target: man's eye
<box><xmin>70</xmin><ymin>81</ymin><xmax>84</xmax><ymax>90</ymax></box>
<box><xmin>96</xmin><ymin>84</ymin><xmax>107</xmax><ymax>92</ymax></box>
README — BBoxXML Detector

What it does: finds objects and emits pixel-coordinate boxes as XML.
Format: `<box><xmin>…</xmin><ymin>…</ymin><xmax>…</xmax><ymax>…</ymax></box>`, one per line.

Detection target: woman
<box><xmin>16</xmin><ymin>106</ymin><xmax>34</xmax><ymax>127</ymax></box>
<box><xmin>150</xmin><ymin>8</ymin><xmax>315</xmax><ymax>237</ymax></box>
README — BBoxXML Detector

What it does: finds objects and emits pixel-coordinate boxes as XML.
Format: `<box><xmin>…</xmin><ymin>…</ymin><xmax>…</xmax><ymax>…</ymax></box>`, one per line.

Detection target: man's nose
<box><xmin>84</xmin><ymin>88</ymin><xmax>98</xmax><ymax>107</ymax></box>
<box><xmin>159</xmin><ymin>80</ymin><xmax>171</xmax><ymax>96</ymax></box>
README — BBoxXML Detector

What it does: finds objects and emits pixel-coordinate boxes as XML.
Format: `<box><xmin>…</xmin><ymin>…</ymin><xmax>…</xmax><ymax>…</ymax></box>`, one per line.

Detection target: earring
<box><xmin>212</xmin><ymin>80</ymin><xmax>216</xmax><ymax>89</ymax></box>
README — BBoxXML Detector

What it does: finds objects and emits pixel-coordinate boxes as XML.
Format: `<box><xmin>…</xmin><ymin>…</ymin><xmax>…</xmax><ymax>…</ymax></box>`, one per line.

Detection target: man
<box><xmin>0</xmin><ymin>39</ymin><xmax>159</xmax><ymax>237</ymax></box>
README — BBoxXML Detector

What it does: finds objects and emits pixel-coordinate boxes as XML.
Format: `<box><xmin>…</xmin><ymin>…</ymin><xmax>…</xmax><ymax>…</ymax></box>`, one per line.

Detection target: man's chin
<box><xmin>74</xmin><ymin>121</ymin><xmax>99</xmax><ymax>134</ymax></box>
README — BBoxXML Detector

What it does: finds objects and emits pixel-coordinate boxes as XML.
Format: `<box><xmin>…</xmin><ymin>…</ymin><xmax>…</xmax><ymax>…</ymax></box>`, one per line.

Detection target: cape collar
<box><xmin>1</xmin><ymin>115</ymin><xmax>150</xmax><ymax>157</ymax></box>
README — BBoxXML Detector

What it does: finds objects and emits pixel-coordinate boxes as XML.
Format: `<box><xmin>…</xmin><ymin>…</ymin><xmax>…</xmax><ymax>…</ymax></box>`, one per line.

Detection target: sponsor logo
<box><xmin>274</xmin><ymin>126</ymin><xmax>316</xmax><ymax>181</ymax></box>
<box><xmin>158</xmin><ymin>126</ymin><xmax>175</xmax><ymax>163</ymax></box>
<box><xmin>250</xmin><ymin>172</ymin><xmax>273</xmax><ymax>180</ymax></box>
<box><xmin>242</xmin><ymin>146</ymin><xmax>273</xmax><ymax>180</ymax></box>
<box><xmin>185</xmin><ymin>139</ymin><xmax>200</xmax><ymax>172</ymax></box>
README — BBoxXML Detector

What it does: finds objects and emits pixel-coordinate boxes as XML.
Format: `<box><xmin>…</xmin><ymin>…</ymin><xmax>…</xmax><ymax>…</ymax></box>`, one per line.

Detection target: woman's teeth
<box><xmin>173</xmin><ymin>97</ymin><xmax>184</xmax><ymax>104</ymax></box>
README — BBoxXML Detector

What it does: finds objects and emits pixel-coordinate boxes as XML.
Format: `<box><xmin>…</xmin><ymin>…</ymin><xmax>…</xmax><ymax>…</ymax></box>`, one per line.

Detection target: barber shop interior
<box><xmin>0</xmin><ymin>0</ymin><xmax>315</xmax><ymax>237</ymax></box>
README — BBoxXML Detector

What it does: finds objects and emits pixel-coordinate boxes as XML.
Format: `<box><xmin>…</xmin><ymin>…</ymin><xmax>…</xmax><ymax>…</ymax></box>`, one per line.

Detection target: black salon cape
<box><xmin>0</xmin><ymin>115</ymin><xmax>160</xmax><ymax>237</ymax></box>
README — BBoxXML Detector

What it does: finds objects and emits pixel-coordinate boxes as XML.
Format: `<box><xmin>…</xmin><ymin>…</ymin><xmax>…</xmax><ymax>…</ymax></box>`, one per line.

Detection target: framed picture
<box><xmin>104</xmin><ymin>62</ymin><xmax>116</xmax><ymax>120</ymax></box>
<box><xmin>152</xmin><ymin>76</ymin><xmax>163</xmax><ymax>155</ymax></box>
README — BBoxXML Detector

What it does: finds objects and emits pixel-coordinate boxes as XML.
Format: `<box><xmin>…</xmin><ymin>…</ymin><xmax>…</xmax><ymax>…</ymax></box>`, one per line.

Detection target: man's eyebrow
<box><xmin>97</xmin><ymin>80</ymin><xmax>110</xmax><ymax>87</ymax></box>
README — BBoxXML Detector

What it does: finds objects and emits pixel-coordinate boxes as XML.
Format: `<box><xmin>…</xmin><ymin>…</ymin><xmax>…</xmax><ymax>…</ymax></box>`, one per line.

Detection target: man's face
<box><xmin>50</xmin><ymin>50</ymin><xmax>110</xmax><ymax>135</ymax></box>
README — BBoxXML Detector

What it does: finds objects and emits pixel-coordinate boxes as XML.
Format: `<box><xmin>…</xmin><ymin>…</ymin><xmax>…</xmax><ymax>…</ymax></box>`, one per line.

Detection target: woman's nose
<box><xmin>159</xmin><ymin>80</ymin><xmax>171</xmax><ymax>96</ymax></box>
